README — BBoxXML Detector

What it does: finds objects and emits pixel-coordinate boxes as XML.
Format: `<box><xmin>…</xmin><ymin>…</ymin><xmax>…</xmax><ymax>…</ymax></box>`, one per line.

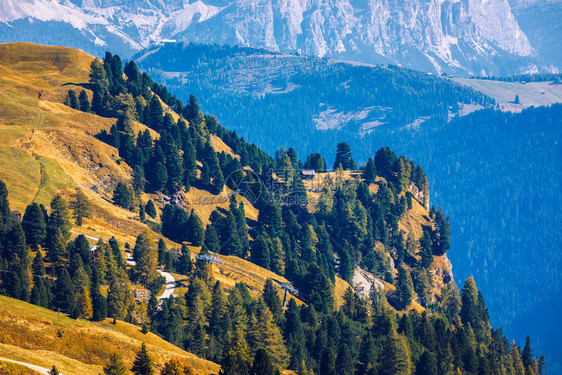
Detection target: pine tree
<box><xmin>188</xmin><ymin>211</ymin><xmax>205</xmax><ymax>246</ymax></box>
<box><xmin>248</xmin><ymin>302</ymin><xmax>289</xmax><ymax>368</ymax></box>
<box><xmin>263</xmin><ymin>279</ymin><xmax>283</xmax><ymax>323</ymax></box>
<box><xmin>219</xmin><ymin>329</ymin><xmax>251</xmax><ymax>375</ymax></box>
<box><xmin>107</xmin><ymin>269</ymin><xmax>133</xmax><ymax>319</ymax></box>
<box><xmin>30</xmin><ymin>276</ymin><xmax>48</xmax><ymax>307</ymax></box>
<box><xmin>522</xmin><ymin>335</ymin><xmax>533</xmax><ymax>369</ymax></box>
<box><xmin>397</xmin><ymin>265</ymin><xmax>414</xmax><ymax>308</ymax></box>
<box><xmin>113</xmin><ymin>182</ymin><xmax>133</xmax><ymax>210</ymax></box>
<box><xmin>338</xmin><ymin>240</ymin><xmax>355</xmax><ymax>283</ymax></box>
<box><xmin>333</xmin><ymin>142</ymin><xmax>357</xmax><ymax>170</ymax></box>
<box><xmin>147</xmin><ymin>96</ymin><xmax>164</xmax><ymax>130</ymax></box>
<box><xmin>152</xmin><ymin>162</ymin><xmax>168</xmax><ymax>192</ymax></box>
<box><xmin>32</xmin><ymin>251</ymin><xmax>45</xmax><ymax>276</ymax></box>
<box><xmin>73</xmin><ymin>266</ymin><xmax>93</xmax><ymax>319</ymax></box>
<box><xmin>89</xmin><ymin>58</ymin><xmax>109</xmax><ymax>92</ymax></box>
<box><xmin>380</xmin><ymin>331</ymin><xmax>412</xmax><ymax>375</ymax></box>
<box><xmin>139</xmin><ymin>203</ymin><xmax>146</xmax><ymax>221</ymax></box>
<box><xmin>416</xmin><ymin>351</ymin><xmax>437</xmax><ymax>375</ymax></box>
<box><xmin>65</xmin><ymin>90</ymin><xmax>79</xmax><ymax>109</ymax></box>
<box><xmin>145</xmin><ymin>199</ymin><xmax>157</xmax><ymax>218</ymax></box>
<box><xmin>177</xmin><ymin>243</ymin><xmax>193</xmax><ymax>275</ymax></box>
<box><xmin>304</xmin><ymin>152</ymin><xmax>326</xmax><ymax>172</ymax></box>
<box><xmin>47</xmin><ymin>193</ymin><xmax>72</xmax><ymax>243</ymax></box>
<box><xmin>157</xmin><ymin>238</ymin><xmax>167</xmax><ymax>266</ymax></box>
<box><xmin>92</xmin><ymin>284</ymin><xmax>108</xmax><ymax>321</ymax></box>
<box><xmin>221</xmin><ymin>212</ymin><xmax>242</xmax><ymax>257</ymax></box>
<box><xmin>54</xmin><ymin>268</ymin><xmax>75</xmax><ymax>314</ymax></box>
<box><xmin>363</xmin><ymin>157</ymin><xmax>377</xmax><ymax>183</ymax></box>
<box><xmin>71</xmin><ymin>189</ymin><xmax>90</xmax><ymax>226</ymax></box>
<box><xmin>270</xmin><ymin>237</ymin><xmax>285</xmax><ymax>276</ymax></box>
<box><xmin>251</xmin><ymin>233</ymin><xmax>271</xmax><ymax>270</ymax></box>
<box><xmin>47</xmin><ymin>228</ymin><xmax>67</xmax><ymax>270</ymax></box>
<box><xmin>103</xmin><ymin>353</ymin><xmax>128</xmax><ymax>375</ymax></box>
<box><xmin>204</xmin><ymin>224</ymin><xmax>221</xmax><ymax>253</ymax></box>
<box><xmin>397</xmin><ymin>156</ymin><xmax>412</xmax><ymax>193</ymax></box>
<box><xmin>92</xmin><ymin>85</ymin><xmax>104</xmax><ymax>115</ymax></box>
<box><xmin>233</xmin><ymin>201</ymin><xmax>249</xmax><ymax>252</ymax></box>
<box><xmin>251</xmin><ymin>348</ymin><xmax>278</xmax><ymax>375</ymax></box>
<box><xmin>131</xmin><ymin>343</ymin><xmax>155</xmax><ymax>375</ymax></box>
<box><xmin>132</xmin><ymin>166</ymin><xmax>146</xmax><ymax>197</ymax></box>
<box><xmin>133</xmin><ymin>229</ymin><xmax>157</xmax><ymax>285</ymax></box>
<box><xmin>460</xmin><ymin>276</ymin><xmax>479</xmax><ymax>329</ymax></box>
<box><xmin>22</xmin><ymin>202</ymin><xmax>46</xmax><ymax>249</ymax></box>
<box><xmin>79</xmin><ymin>90</ymin><xmax>91</xmax><ymax>112</ymax></box>
<box><xmin>320</xmin><ymin>348</ymin><xmax>336</xmax><ymax>375</ymax></box>
<box><xmin>0</xmin><ymin>180</ymin><xmax>9</xmax><ymax>218</ymax></box>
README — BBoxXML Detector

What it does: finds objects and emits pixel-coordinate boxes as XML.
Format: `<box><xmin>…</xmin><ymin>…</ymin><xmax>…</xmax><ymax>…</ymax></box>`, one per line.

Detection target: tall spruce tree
<box><xmin>22</xmin><ymin>202</ymin><xmax>46</xmax><ymax>249</ymax></box>
<box><xmin>363</xmin><ymin>157</ymin><xmax>377</xmax><ymax>184</ymax></box>
<box><xmin>333</xmin><ymin>142</ymin><xmax>357</xmax><ymax>170</ymax></box>
<box><xmin>103</xmin><ymin>354</ymin><xmax>128</xmax><ymax>375</ymax></box>
<box><xmin>32</xmin><ymin>251</ymin><xmax>45</xmax><ymax>276</ymax></box>
<box><xmin>54</xmin><ymin>268</ymin><xmax>75</xmax><ymax>314</ymax></box>
<box><xmin>251</xmin><ymin>349</ymin><xmax>278</xmax><ymax>375</ymax></box>
<box><xmin>79</xmin><ymin>90</ymin><xmax>91</xmax><ymax>112</ymax></box>
<box><xmin>131</xmin><ymin>343</ymin><xmax>154</xmax><ymax>375</ymax></box>
<box><xmin>133</xmin><ymin>229</ymin><xmax>158</xmax><ymax>285</ymax></box>
<box><xmin>47</xmin><ymin>193</ymin><xmax>72</xmax><ymax>243</ymax></box>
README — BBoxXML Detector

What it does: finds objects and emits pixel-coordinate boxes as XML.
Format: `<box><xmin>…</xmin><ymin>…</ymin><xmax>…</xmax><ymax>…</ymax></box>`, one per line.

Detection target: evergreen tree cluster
<box><xmin>33</xmin><ymin>50</ymin><xmax>547</xmax><ymax>374</ymax></box>
<box><xmin>62</xmin><ymin>51</ymin><xmax>273</xmax><ymax>203</ymax></box>
<box><xmin>148</xmin><ymin>262</ymin><xmax>544</xmax><ymax>375</ymax></box>
<box><xmin>0</xmin><ymin>183</ymin><xmax>147</xmax><ymax>323</ymax></box>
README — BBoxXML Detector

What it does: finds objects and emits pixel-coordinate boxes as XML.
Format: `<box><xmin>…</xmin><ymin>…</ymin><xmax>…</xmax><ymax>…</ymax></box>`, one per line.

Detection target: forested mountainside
<box><xmin>0</xmin><ymin>42</ymin><xmax>546</xmax><ymax>374</ymax></box>
<box><xmin>135</xmin><ymin>43</ymin><xmax>494</xmax><ymax>152</ymax></box>
<box><xmin>135</xmin><ymin>43</ymin><xmax>562</xmax><ymax>373</ymax></box>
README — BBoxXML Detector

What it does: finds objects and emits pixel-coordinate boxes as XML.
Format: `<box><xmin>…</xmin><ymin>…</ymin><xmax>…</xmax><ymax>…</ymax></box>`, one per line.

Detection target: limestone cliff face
<box><xmin>0</xmin><ymin>0</ymin><xmax>543</xmax><ymax>74</ymax></box>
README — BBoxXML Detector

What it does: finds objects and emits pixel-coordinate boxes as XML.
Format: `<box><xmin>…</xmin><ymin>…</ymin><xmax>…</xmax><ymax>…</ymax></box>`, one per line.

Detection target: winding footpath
<box><xmin>0</xmin><ymin>357</ymin><xmax>62</xmax><ymax>375</ymax></box>
<box><xmin>125</xmin><ymin>257</ymin><xmax>176</xmax><ymax>300</ymax></box>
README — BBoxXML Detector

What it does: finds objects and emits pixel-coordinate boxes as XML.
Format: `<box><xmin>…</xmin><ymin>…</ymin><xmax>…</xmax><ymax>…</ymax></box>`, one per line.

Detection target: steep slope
<box><xmin>0</xmin><ymin>42</ymin><xmax>296</xmax><ymax>300</ymax></box>
<box><xmin>135</xmin><ymin>42</ymin><xmax>494</xmax><ymax>157</ymax></box>
<box><xmin>135</xmin><ymin>42</ymin><xmax>562</xmax><ymax>373</ymax></box>
<box><xmin>508</xmin><ymin>0</ymin><xmax>562</xmax><ymax>71</ymax></box>
<box><xmin>0</xmin><ymin>295</ymin><xmax>220</xmax><ymax>374</ymax></box>
<box><xmin>0</xmin><ymin>0</ymin><xmax>550</xmax><ymax>75</ymax></box>
<box><xmin>0</xmin><ymin>42</ymin><xmax>549</xmax><ymax>374</ymax></box>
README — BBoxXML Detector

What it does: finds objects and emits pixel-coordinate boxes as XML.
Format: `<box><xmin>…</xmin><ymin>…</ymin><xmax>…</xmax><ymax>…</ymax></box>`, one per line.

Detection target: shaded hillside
<box><xmin>135</xmin><ymin>43</ymin><xmax>493</xmax><ymax>157</ymax></box>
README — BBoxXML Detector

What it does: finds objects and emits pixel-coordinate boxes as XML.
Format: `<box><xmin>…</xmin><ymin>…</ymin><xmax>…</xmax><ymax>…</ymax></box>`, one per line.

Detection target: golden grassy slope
<box><xmin>0</xmin><ymin>42</ymin><xmax>303</xmax><ymax>305</ymax></box>
<box><xmin>0</xmin><ymin>296</ymin><xmax>220</xmax><ymax>375</ymax></box>
<box><xmin>0</xmin><ymin>361</ymin><xmax>42</xmax><ymax>375</ymax></box>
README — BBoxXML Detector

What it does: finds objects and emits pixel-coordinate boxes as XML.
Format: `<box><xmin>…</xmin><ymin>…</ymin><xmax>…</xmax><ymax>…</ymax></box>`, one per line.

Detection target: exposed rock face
<box><xmin>507</xmin><ymin>0</ymin><xmax>562</xmax><ymax>71</ymax></box>
<box><xmin>0</xmin><ymin>0</ymin><xmax>550</xmax><ymax>74</ymax></box>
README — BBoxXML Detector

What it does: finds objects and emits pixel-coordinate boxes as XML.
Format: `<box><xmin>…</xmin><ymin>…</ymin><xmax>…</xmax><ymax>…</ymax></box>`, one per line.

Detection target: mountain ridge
<box><xmin>0</xmin><ymin>0</ymin><xmax>556</xmax><ymax>75</ymax></box>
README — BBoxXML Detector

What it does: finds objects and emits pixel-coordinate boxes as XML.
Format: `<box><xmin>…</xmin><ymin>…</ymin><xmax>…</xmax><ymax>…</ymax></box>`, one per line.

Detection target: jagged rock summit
<box><xmin>0</xmin><ymin>0</ymin><xmax>552</xmax><ymax>75</ymax></box>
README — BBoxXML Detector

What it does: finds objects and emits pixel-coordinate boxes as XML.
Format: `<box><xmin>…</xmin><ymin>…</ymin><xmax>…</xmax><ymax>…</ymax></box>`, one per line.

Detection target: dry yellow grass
<box><xmin>0</xmin><ymin>43</ymin><xmax>167</xmax><ymax>248</ymax></box>
<box><xmin>210</xmin><ymin>134</ymin><xmax>239</xmax><ymax>160</ymax></box>
<box><xmin>398</xmin><ymin>195</ymin><xmax>431</xmax><ymax>241</ymax></box>
<box><xmin>0</xmin><ymin>296</ymin><xmax>220</xmax><ymax>375</ymax></box>
<box><xmin>0</xmin><ymin>360</ymin><xmax>42</xmax><ymax>375</ymax></box>
<box><xmin>183</xmin><ymin>186</ymin><xmax>259</xmax><ymax>226</ymax></box>
<box><xmin>334</xmin><ymin>277</ymin><xmax>352</xmax><ymax>307</ymax></box>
